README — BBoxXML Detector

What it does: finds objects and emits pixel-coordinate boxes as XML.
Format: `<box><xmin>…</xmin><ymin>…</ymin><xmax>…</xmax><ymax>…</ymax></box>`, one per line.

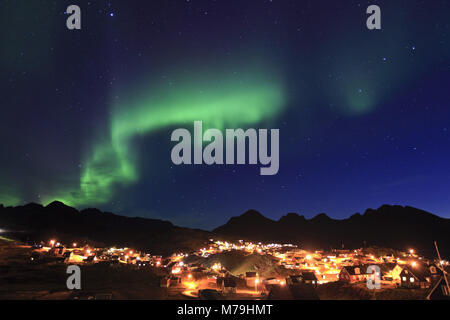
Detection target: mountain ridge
<box><xmin>0</xmin><ymin>201</ymin><xmax>208</xmax><ymax>255</ymax></box>
<box><xmin>0</xmin><ymin>201</ymin><xmax>449</xmax><ymax>255</ymax></box>
<box><xmin>213</xmin><ymin>205</ymin><xmax>450</xmax><ymax>253</ymax></box>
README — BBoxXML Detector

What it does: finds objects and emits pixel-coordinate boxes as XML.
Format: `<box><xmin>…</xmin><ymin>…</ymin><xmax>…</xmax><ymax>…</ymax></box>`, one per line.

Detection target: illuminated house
<box><xmin>300</xmin><ymin>271</ymin><xmax>318</xmax><ymax>286</ymax></box>
<box><xmin>400</xmin><ymin>264</ymin><xmax>437</xmax><ymax>289</ymax></box>
<box><xmin>319</xmin><ymin>273</ymin><xmax>339</xmax><ymax>283</ymax></box>
<box><xmin>339</xmin><ymin>266</ymin><xmax>372</xmax><ymax>283</ymax></box>
<box><xmin>217</xmin><ymin>277</ymin><xmax>237</xmax><ymax>295</ymax></box>
<box><xmin>286</xmin><ymin>272</ymin><xmax>318</xmax><ymax>287</ymax></box>
<box><xmin>245</xmin><ymin>272</ymin><xmax>258</xmax><ymax>287</ymax></box>
<box><xmin>389</xmin><ymin>264</ymin><xmax>404</xmax><ymax>283</ymax></box>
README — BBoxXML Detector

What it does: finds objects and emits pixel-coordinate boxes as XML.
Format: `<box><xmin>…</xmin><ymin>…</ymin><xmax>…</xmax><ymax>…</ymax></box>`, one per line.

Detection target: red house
<box><xmin>339</xmin><ymin>266</ymin><xmax>372</xmax><ymax>283</ymax></box>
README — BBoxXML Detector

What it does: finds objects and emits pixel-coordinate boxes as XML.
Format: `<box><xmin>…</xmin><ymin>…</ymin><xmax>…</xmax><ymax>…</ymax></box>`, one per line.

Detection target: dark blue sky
<box><xmin>1</xmin><ymin>0</ymin><xmax>450</xmax><ymax>229</ymax></box>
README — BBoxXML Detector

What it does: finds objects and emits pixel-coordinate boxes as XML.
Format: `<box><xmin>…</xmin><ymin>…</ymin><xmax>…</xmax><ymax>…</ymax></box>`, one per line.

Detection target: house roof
<box><xmin>378</xmin><ymin>263</ymin><xmax>397</xmax><ymax>273</ymax></box>
<box><xmin>341</xmin><ymin>265</ymin><xmax>371</xmax><ymax>275</ymax></box>
<box><xmin>401</xmin><ymin>264</ymin><xmax>433</xmax><ymax>282</ymax></box>
<box><xmin>301</xmin><ymin>271</ymin><xmax>318</xmax><ymax>281</ymax></box>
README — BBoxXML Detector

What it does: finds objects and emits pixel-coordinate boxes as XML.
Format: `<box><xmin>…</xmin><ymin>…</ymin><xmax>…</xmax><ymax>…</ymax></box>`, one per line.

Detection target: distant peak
<box><xmin>363</xmin><ymin>204</ymin><xmax>438</xmax><ymax>219</ymax></box>
<box><xmin>279</xmin><ymin>212</ymin><xmax>306</xmax><ymax>222</ymax></box>
<box><xmin>240</xmin><ymin>209</ymin><xmax>265</xmax><ymax>219</ymax></box>
<box><xmin>46</xmin><ymin>200</ymin><xmax>69</xmax><ymax>208</ymax></box>
<box><xmin>285</xmin><ymin>212</ymin><xmax>300</xmax><ymax>218</ymax></box>
<box><xmin>45</xmin><ymin>201</ymin><xmax>79</xmax><ymax>214</ymax></box>
<box><xmin>311</xmin><ymin>213</ymin><xmax>332</xmax><ymax>221</ymax></box>
<box><xmin>364</xmin><ymin>204</ymin><xmax>405</xmax><ymax>216</ymax></box>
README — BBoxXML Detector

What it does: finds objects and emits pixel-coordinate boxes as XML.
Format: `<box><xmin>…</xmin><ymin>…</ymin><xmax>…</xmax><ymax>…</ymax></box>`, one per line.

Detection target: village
<box><xmin>21</xmin><ymin>237</ymin><xmax>450</xmax><ymax>300</ymax></box>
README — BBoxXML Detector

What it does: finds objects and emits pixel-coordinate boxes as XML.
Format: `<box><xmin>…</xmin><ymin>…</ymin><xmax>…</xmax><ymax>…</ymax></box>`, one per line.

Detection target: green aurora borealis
<box><xmin>3</xmin><ymin>0</ymin><xmax>450</xmax><ymax>228</ymax></box>
<box><xmin>43</xmin><ymin>70</ymin><xmax>286</xmax><ymax>207</ymax></box>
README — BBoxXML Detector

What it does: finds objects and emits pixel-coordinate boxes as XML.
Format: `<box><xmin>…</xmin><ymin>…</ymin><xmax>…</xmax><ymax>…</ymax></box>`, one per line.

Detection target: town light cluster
<box><xmin>27</xmin><ymin>237</ymin><xmax>449</xmax><ymax>299</ymax></box>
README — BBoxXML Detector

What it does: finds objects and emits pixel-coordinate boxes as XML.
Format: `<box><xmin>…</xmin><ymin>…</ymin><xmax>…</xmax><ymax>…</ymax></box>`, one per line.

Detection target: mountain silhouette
<box><xmin>213</xmin><ymin>205</ymin><xmax>450</xmax><ymax>255</ymax></box>
<box><xmin>0</xmin><ymin>201</ymin><xmax>210</xmax><ymax>255</ymax></box>
<box><xmin>0</xmin><ymin>202</ymin><xmax>449</xmax><ymax>256</ymax></box>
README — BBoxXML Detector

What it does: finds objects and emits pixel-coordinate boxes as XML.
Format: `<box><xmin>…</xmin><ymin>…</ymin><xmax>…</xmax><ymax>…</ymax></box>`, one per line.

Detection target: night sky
<box><xmin>1</xmin><ymin>0</ymin><xmax>450</xmax><ymax>229</ymax></box>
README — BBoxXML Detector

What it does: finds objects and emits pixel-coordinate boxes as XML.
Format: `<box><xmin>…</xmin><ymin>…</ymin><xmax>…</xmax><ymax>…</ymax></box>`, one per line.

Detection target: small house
<box><xmin>300</xmin><ymin>271</ymin><xmax>318</xmax><ymax>287</ymax></box>
<box><xmin>245</xmin><ymin>272</ymin><xmax>258</xmax><ymax>287</ymax></box>
<box><xmin>220</xmin><ymin>277</ymin><xmax>237</xmax><ymax>295</ymax></box>
<box><xmin>339</xmin><ymin>265</ymin><xmax>372</xmax><ymax>283</ymax></box>
<box><xmin>400</xmin><ymin>265</ymin><xmax>432</xmax><ymax>288</ymax></box>
<box><xmin>286</xmin><ymin>272</ymin><xmax>318</xmax><ymax>287</ymax></box>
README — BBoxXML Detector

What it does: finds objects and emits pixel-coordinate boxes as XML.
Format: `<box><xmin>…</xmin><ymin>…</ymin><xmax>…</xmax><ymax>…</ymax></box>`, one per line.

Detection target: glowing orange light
<box><xmin>172</xmin><ymin>267</ymin><xmax>181</xmax><ymax>274</ymax></box>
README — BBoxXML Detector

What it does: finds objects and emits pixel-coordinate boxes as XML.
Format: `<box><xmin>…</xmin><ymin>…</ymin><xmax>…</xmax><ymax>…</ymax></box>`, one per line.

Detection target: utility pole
<box><xmin>434</xmin><ymin>241</ymin><xmax>450</xmax><ymax>294</ymax></box>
